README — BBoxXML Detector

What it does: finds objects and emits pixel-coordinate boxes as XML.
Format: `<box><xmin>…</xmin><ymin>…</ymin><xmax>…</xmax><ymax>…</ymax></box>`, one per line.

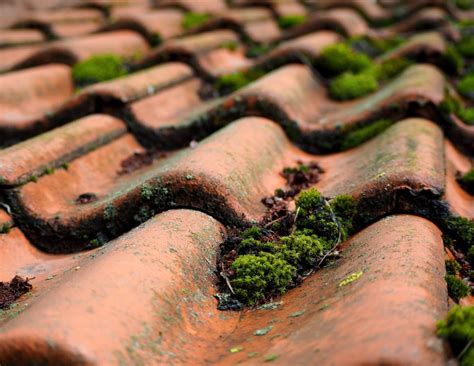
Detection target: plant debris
<box><xmin>117</xmin><ymin>150</ymin><xmax>167</xmax><ymax>176</ymax></box>
<box><xmin>76</xmin><ymin>192</ymin><xmax>98</xmax><ymax>204</ymax></box>
<box><xmin>0</xmin><ymin>276</ymin><xmax>33</xmax><ymax>310</ymax></box>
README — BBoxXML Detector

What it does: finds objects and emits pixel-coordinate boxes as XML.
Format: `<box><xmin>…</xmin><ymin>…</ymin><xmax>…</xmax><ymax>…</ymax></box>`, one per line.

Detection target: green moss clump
<box><xmin>445</xmin><ymin>216</ymin><xmax>474</xmax><ymax>252</ymax></box>
<box><xmin>317</xmin><ymin>43</ymin><xmax>373</xmax><ymax>76</ymax></box>
<box><xmin>329</xmin><ymin>71</ymin><xmax>378</xmax><ymax>100</ymax></box>
<box><xmin>437</xmin><ymin>305</ymin><xmax>474</xmax><ymax>366</ymax></box>
<box><xmin>462</xmin><ymin>168</ymin><xmax>474</xmax><ymax>193</ymax></box>
<box><xmin>72</xmin><ymin>54</ymin><xmax>127</xmax><ymax>85</ymax></box>
<box><xmin>341</xmin><ymin>119</ymin><xmax>393</xmax><ymax>149</ymax></box>
<box><xmin>446</xmin><ymin>259</ymin><xmax>462</xmax><ymax>275</ymax></box>
<box><xmin>182</xmin><ymin>12</ymin><xmax>210</xmax><ymax>30</ymax></box>
<box><xmin>455</xmin><ymin>0</ymin><xmax>473</xmax><ymax>9</ymax></box>
<box><xmin>215</xmin><ymin>68</ymin><xmax>266</xmax><ymax>94</ymax></box>
<box><xmin>231</xmin><ymin>253</ymin><xmax>296</xmax><ymax>305</ymax></box>
<box><xmin>439</xmin><ymin>46</ymin><xmax>464</xmax><ymax>75</ymax></box>
<box><xmin>468</xmin><ymin>246</ymin><xmax>474</xmax><ymax>265</ymax></box>
<box><xmin>440</xmin><ymin>91</ymin><xmax>474</xmax><ymax>125</ymax></box>
<box><xmin>375</xmin><ymin>57</ymin><xmax>412</xmax><ymax>81</ymax></box>
<box><xmin>458</xmin><ymin>74</ymin><xmax>474</xmax><ymax>99</ymax></box>
<box><xmin>277</xmin><ymin>15</ymin><xmax>307</xmax><ymax>29</ymax></box>
<box><xmin>446</xmin><ymin>274</ymin><xmax>471</xmax><ymax>302</ymax></box>
<box><xmin>237</xmin><ymin>238</ymin><xmax>277</xmax><ymax>255</ymax></box>
<box><xmin>221</xmin><ymin>40</ymin><xmax>238</xmax><ymax>51</ymax></box>
<box><xmin>329</xmin><ymin>194</ymin><xmax>357</xmax><ymax>235</ymax></box>
<box><xmin>278</xmin><ymin>233</ymin><xmax>330</xmax><ymax>267</ymax></box>
<box><xmin>241</xmin><ymin>226</ymin><xmax>263</xmax><ymax>240</ymax></box>
<box><xmin>245</xmin><ymin>43</ymin><xmax>274</xmax><ymax>58</ymax></box>
<box><xmin>457</xmin><ymin>36</ymin><xmax>474</xmax><ymax>58</ymax></box>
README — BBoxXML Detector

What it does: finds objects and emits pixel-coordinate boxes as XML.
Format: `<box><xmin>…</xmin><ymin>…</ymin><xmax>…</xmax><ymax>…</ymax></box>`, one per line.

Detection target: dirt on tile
<box><xmin>117</xmin><ymin>149</ymin><xmax>167</xmax><ymax>175</ymax></box>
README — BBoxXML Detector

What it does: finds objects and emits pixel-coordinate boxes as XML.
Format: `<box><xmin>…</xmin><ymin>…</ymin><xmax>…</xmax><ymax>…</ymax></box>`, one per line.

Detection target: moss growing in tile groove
<box><xmin>458</xmin><ymin>74</ymin><xmax>474</xmax><ymax>99</ymax></box>
<box><xmin>446</xmin><ymin>259</ymin><xmax>462</xmax><ymax>275</ymax></box>
<box><xmin>225</xmin><ymin>185</ymin><xmax>357</xmax><ymax>306</ymax></box>
<box><xmin>437</xmin><ymin>305</ymin><xmax>474</xmax><ymax>366</ymax></box>
<box><xmin>455</xmin><ymin>0</ymin><xmax>473</xmax><ymax>9</ymax></box>
<box><xmin>439</xmin><ymin>46</ymin><xmax>464</xmax><ymax>75</ymax></box>
<box><xmin>316</xmin><ymin>43</ymin><xmax>372</xmax><ymax>76</ymax></box>
<box><xmin>215</xmin><ymin>68</ymin><xmax>266</xmax><ymax>95</ymax></box>
<box><xmin>439</xmin><ymin>90</ymin><xmax>474</xmax><ymax>125</ymax></box>
<box><xmin>277</xmin><ymin>15</ymin><xmax>307</xmax><ymax>30</ymax></box>
<box><xmin>181</xmin><ymin>12</ymin><xmax>210</xmax><ymax>30</ymax></box>
<box><xmin>329</xmin><ymin>71</ymin><xmax>378</xmax><ymax>100</ymax></box>
<box><xmin>341</xmin><ymin>119</ymin><xmax>393</xmax><ymax>150</ymax></box>
<box><xmin>460</xmin><ymin>169</ymin><xmax>474</xmax><ymax>194</ymax></box>
<box><xmin>457</xmin><ymin>36</ymin><xmax>474</xmax><ymax>58</ymax></box>
<box><xmin>72</xmin><ymin>54</ymin><xmax>128</xmax><ymax>86</ymax></box>
<box><xmin>446</xmin><ymin>275</ymin><xmax>471</xmax><ymax>302</ymax></box>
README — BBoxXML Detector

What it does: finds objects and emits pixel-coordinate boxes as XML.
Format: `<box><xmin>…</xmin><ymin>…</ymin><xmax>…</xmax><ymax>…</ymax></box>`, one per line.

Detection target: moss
<box><xmin>458</xmin><ymin>73</ymin><xmax>474</xmax><ymax>99</ymax></box>
<box><xmin>458</xmin><ymin>107</ymin><xmax>474</xmax><ymax>125</ymax></box>
<box><xmin>215</xmin><ymin>68</ymin><xmax>266</xmax><ymax>94</ymax></box>
<box><xmin>446</xmin><ymin>259</ymin><xmax>462</xmax><ymax>275</ymax></box>
<box><xmin>231</xmin><ymin>253</ymin><xmax>296</xmax><ymax>305</ymax></box>
<box><xmin>457</xmin><ymin>36</ymin><xmax>474</xmax><ymax>58</ymax></box>
<box><xmin>0</xmin><ymin>223</ymin><xmax>11</xmax><ymax>234</ymax></box>
<box><xmin>468</xmin><ymin>246</ymin><xmax>474</xmax><ymax>265</ymax></box>
<box><xmin>182</xmin><ymin>12</ymin><xmax>210</xmax><ymax>30</ymax></box>
<box><xmin>329</xmin><ymin>71</ymin><xmax>378</xmax><ymax>100</ymax></box>
<box><xmin>221</xmin><ymin>40</ymin><xmax>238</xmax><ymax>51</ymax></box>
<box><xmin>61</xmin><ymin>162</ymin><xmax>69</xmax><ymax>170</ymax></box>
<box><xmin>245</xmin><ymin>43</ymin><xmax>274</xmax><ymax>58</ymax></box>
<box><xmin>375</xmin><ymin>57</ymin><xmax>412</xmax><ymax>81</ymax></box>
<box><xmin>462</xmin><ymin>169</ymin><xmax>474</xmax><ymax>193</ymax></box>
<box><xmin>439</xmin><ymin>46</ymin><xmax>464</xmax><ymax>75</ymax></box>
<box><xmin>278</xmin><ymin>233</ymin><xmax>330</xmax><ymax>267</ymax></box>
<box><xmin>72</xmin><ymin>54</ymin><xmax>127</xmax><ymax>85</ymax></box>
<box><xmin>341</xmin><ymin>119</ymin><xmax>393</xmax><ymax>150</ymax></box>
<box><xmin>317</xmin><ymin>43</ymin><xmax>373</xmax><ymax>76</ymax></box>
<box><xmin>236</xmin><ymin>237</ymin><xmax>277</xmax><ymax>255</ymax></box>
<box><xmin>43</xmin><ymin>167</ymin><xmax>55</xmax><ymax>175</ymax></box>
<box><xmin>339</xmin><ymin>271</ymin><xmax>363</xmax><ymax>286</ymax></box>
<box><xmin>277</xmin><ymin>15</ymin><xmax>307</xmax><ymax>29</ymax></box>
<box><xmin>329</xmin><ymin>194</ymin><xmax>357</xmax><ymax>235</ymax></box>
<box><xmin>455</xmin><ymin>0</ymin><xmax>473</xmax><ymax>9</ymax></box>
<box><xmin>437</xmin><ymin>305</ymin><xmax>474</xmax><ymax>366</ymax></box>
<box><xmin>241</xmin><ymin>226</ymin><xmax>262</xmax><ymax>239</ymax></box>
<box><xmin>445</xmin><ymin>216</ymin><xmax>474</xmax><ymax>252</ymax></box>
<box><xmin>446</xmin><ymin>274</ymin><xmax>471</xmax><ymax>302</ymax></box>
<box><xmin>295</xmin><ymin>187</ymin><xmax>321</xmax><ymax>212</ymax></box>
<box><xmin>347</xmin><ymin>36</ymin><xmax>405</xmax><ymax>57</ymax></box>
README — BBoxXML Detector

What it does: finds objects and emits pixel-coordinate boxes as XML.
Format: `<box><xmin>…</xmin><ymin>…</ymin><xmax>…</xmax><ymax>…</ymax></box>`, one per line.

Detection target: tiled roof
<box><xmin>0</xmin><ymin>0</ymin><xmax>473</xmax><ymax>365</ymax></box>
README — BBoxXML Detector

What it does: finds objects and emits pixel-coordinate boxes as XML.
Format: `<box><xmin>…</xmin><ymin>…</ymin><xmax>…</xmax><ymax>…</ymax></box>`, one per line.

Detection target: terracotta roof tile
<box><xmin>0</xmin><ymin>1</ymin><xmax>472</xmax><ymax>363</ymax></box>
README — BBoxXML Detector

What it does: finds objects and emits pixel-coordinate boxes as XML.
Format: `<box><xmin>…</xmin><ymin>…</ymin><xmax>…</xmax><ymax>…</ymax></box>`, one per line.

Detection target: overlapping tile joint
<box><xmin>0</xmin><ymin>0</ymin><xmax>473</xmax><ymax>365</ymax></box>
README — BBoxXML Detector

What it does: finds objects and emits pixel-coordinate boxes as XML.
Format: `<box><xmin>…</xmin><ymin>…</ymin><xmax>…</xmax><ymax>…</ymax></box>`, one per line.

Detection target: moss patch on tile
<box><xmin>215</xmin><ymin>68</ymin><xmax>266</xmax><ymax>95</ymax></box>
<box><xmin>437</xmin><ymin>305</ymin><xmax>474</xmax><ymax>366</ymax></box>
<box><xmin>72</xmin><ymin>54</ymin><xmax>128</xmax><ymax>86</ymax></box>
<box><xmin>460</xmin><ymin>169</ymin><xmax>474</xmax><ymax>194</ymax></box>
<box><xmin>458</xmin><ymin>73</ymin><xmax>474</xmax><ymax>99</ymax></box>
<box><xmin>341</xmin><ymin>119</ymin><xmax>393</xmax><ymax>150</ymax></box>
<box><xmin>446</xmin><ymin>274</ymin><xmax>471</xmax><ymax>302</ymax></box>
<box><xmin>316</xmin><ymin>43</ymin><xmax>372</xmax><ymax>76</ymax></box>
<box><xmin>329</xmin><ymin>71</ymin><xmax>378</xmax><ymax>100</ymax></box>
<box><xmin>277</xmin><ymin>15</ymin><xmax>307</xmax><ymax>29</ymax></box>
<box><xmin>182</xmin><ymin>12</ymin><xmax>210</xmax><ymax>30</ymax></box>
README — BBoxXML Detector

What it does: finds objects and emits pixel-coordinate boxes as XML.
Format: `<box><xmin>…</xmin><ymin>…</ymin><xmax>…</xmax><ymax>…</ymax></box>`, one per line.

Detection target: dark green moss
<box><xmin>231</xmin><ymin>253</ymin><xmax>296</xmax><ymax>305</ymax></box>
<box><xmin>455</xmin><ymin>0</ymin><xmax>473</xmax><ymax>9</ymax></box>
<box><xmin>277</xmin><ymin>15</ymin><xmax>307</xmax><ymax>29</ymax></box>
<box><xmin>0</xmin><ymin>223</ymin><xmax>11</xmax><ymax>234</ymax></box>
<box><xmin>241</xmin><ymin>226</ymin><xmax>263</xmax><ymax>239</ymax></box>
<box><xmin>444</xmin><ymin>216</ymin><xmax>474</xmax><ymax>252</ymax></box>
<box><xmin>72</xmin><ymin>54</ymin><xmax>127</xmax><ymax>85</ymax></box>
<box><xmin>215</xmin><ymin>68</ymin><xmax>266</xmax><ymax>94</ymax></box>
<box><xmin>317</xmin><ymin>43</ymin><xmax>372</xmax><ymax>76</ymax></box>
<box><xmin>462</xmin><ymin>169</ymin><xmax>474</xmax><ymax>193</ymax></box>
<box><xmin>439</xmin><ymin>46</ymin><xmax>464</xmax><ymax>75</ymax></box>
<box><xmin>375</xmin><ymin>57</ymin><xmax>412</xmax><ymax>81</ymax></box>
<box><xmin>329</xmin><ymin>71</ymin><xmax>378</xmax><ymax>100</ymax></box>
<box><xmin>458</xmin><ymin>74</ymin><xmax>474</xmax><ymax>99</ymax></box>
<box><xmin>220</xmin><ymin>40</ymin><xmax>238</xmax><ymax>51</ymax></box>
<box><xmin>446</xmin><ymin>259</ymin><xmax>462</xmax><ymax>275</ymax></box>
<box><xmin>468</xmin><ymin>246</ymin><xmax>474</xmax><ymax>265</ymax></box>
<box><xmin>245</xmin><ymin>43</ymin><xmax>274</xmax><ymax>58</ymax></box>
<box><xmin>348</xmin><ymin>36</ymin><xmax>405</xmax><ymax>57</ymax></box>
<box><xmin>237</xmin><ymin>237</ymin><xmax>277</xmax><ymax>255</ymax></box>
<box><xmin>458</xmin><ymin>107</ymin><xmax>474</xmax><ymax>125</ymax></box>
<box><xmin>341</xmin><ymin>119</ymin><xmax>393</xmax><ymax>150</ymax></box>
<box><xmin>437</xmin><ymin>305</ymin><xmax>474</xmax><ymax>366</ymax></box>
<box><xmin>457</xmin><ymin>36</ymin><xmax>474</xmax><ymax>58</ymax></box>
<box><xmin>439</xmin><ymin>91</ymin><xmax>474</xmax><ymax>125</ymax></box>
<box><xmin>181</xmin><ymin>12</ymin><xmax>210</xmax><ymax>30</ymax></box>
<box><xmin>329</xmin><ymin>194</ymin><xmax>357</xmax><ymax>236</ymax></box>
<box><xmin>446</xmin><ymin>274</ymin><xmax>471</xmax><ymax>302</ymax></box>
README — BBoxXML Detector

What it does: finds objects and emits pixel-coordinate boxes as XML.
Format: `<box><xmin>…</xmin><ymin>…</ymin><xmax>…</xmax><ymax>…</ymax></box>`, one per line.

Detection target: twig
<box><xmin>457</xmin><ymin>339</ymin><xmax>473</xmax><ymax>361</ymax></box>
<box><xmin>316</xmin><ymin>198</ymin><xmax>343</xmax><ymax>268</ymax></box>
<box><xmin>0</xmin><ymin>202</ymin><xmax>11</xmax><ymax>215</ymax></box>
<box><xmin>220</xmin><ymin>271</ymin><xmax>235</xmax><ymax>295</ymax></box>
<box><xmin>290</xmin><ymin>207</ymin><xmax>300</xmax><ymax>234</ymax></box>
